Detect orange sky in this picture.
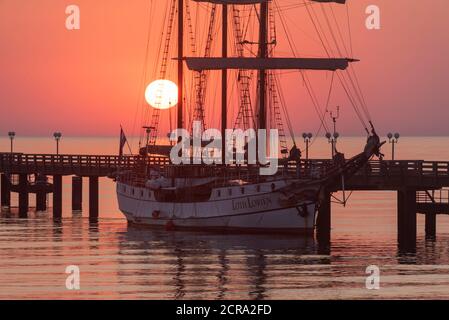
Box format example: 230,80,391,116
0,0,448,138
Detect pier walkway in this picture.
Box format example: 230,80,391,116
1,152,449,251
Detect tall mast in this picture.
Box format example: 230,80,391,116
178,0,184,130
258,2,268,130
222,4,228,164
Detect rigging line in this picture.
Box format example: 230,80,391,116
148,0,177,146
348,65,371,120
343,67,371,121
336,71,369,133
329,4,350,58
275,0,330,133
325,71,335,111
140,0,170,140
328,4,372,121
320,4,343,57
320,4,371,122
139,1,159,142
305,0,333,57
274,73,295,144
346,2,353,58
305,72,335,151
279,22,330,140
305,0,369,130
299,3,337,120
130,0,153,151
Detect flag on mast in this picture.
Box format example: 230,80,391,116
119,126,128,156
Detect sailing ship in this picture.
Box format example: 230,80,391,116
115,0,382,233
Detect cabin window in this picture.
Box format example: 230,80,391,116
141,190,144,198
132,188,135,195
217,190,221,197
256,185,261,192
241,187,245,194
271,183,276,191
228,189,232,196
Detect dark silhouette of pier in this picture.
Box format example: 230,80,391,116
0,153,168,221
1,152,449,251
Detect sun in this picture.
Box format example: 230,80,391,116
145,79,178,110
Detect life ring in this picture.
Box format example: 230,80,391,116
165,220,175,231
152,210,160,219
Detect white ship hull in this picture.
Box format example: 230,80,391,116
116,180,318,234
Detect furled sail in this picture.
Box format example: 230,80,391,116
185,57,357,71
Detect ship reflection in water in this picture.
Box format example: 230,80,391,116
117,226,325,300
2,215,449,300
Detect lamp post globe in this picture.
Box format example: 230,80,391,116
302,133,313,160
53,132,62,155
8,131,16,153
387,132,400,160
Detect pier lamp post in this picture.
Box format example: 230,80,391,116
387,132,400,160
302,132,313,160
53,132,62,155
326,132,339,159
8,132,15,153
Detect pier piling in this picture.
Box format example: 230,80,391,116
316,190,331,247
53,175,62,220
72,176,83,211
18,173,29,217
425,213,437,239
397,188,417,250
89,176,99,222
36,191,47,211
0,173,11,208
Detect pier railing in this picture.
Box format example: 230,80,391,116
0,153,170,176
417,189,449,204
1,152,449,187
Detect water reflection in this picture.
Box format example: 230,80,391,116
117,227,323,299
1,214,449,299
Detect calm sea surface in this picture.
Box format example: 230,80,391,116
1,136,449,299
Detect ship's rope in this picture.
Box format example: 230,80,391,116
304,0,370,134
274,0,331,136
130,0,158,152
323,4,372,124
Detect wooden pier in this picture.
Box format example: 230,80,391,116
1,152,449,251
0,153,168,221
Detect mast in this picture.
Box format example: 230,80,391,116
258,2,268,130
178,0,184,130
222,4,228,164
